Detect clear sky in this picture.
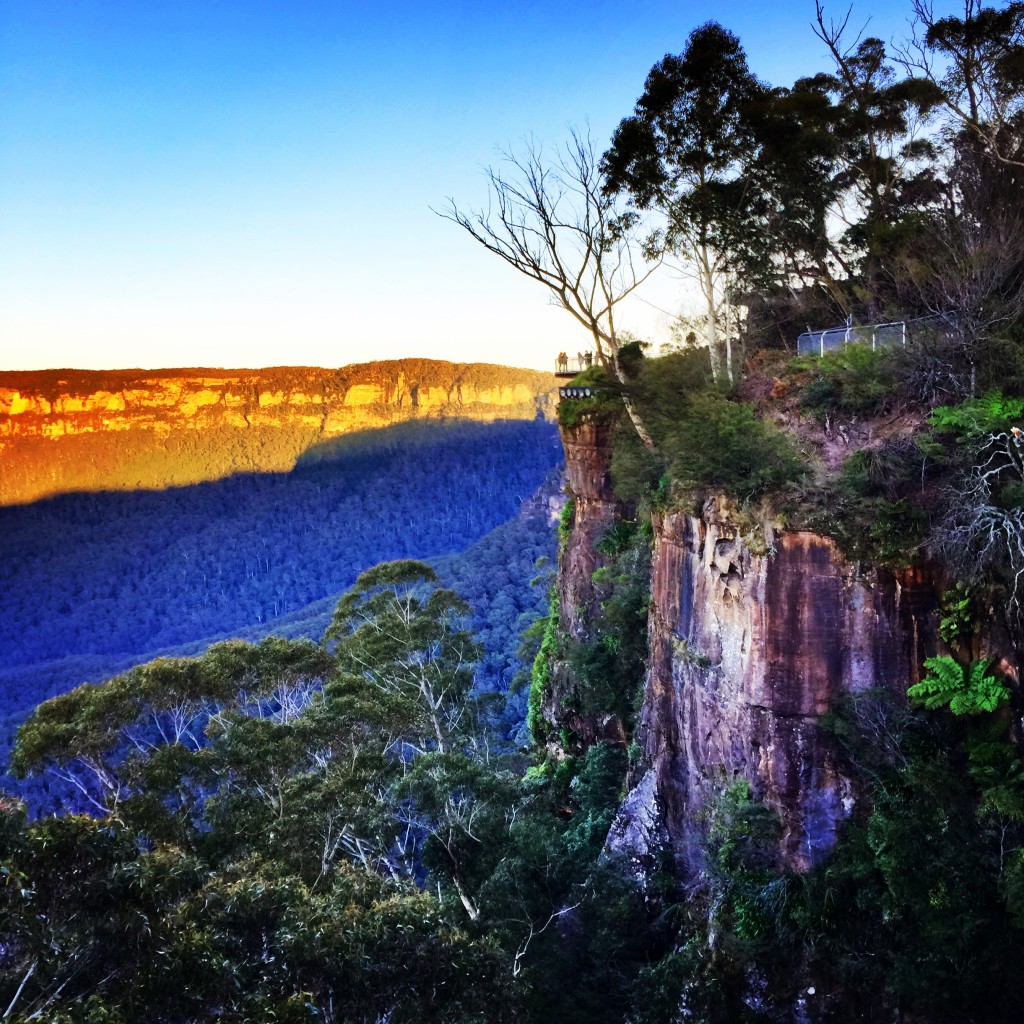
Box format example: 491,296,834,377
0,0,959,372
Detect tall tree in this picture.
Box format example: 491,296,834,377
902,0,1024,167
602,22,764,382
4,563,520,1021
440,131,660,448
811,2,944,310
737,78,850,318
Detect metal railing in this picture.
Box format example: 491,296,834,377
796,320,908,357
554,353,594,374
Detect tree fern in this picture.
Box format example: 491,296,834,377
907,655,1010,715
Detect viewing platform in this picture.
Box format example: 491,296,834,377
553,352,595,378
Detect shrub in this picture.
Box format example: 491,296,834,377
796,343,900,417
839,440,921,499
610,422,666,504
556,366,624,429
665,394,805,500
567,522,650,727
527,592,561,745
558,497,575,553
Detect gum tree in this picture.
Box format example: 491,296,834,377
440,130,660,449
602,22,765,383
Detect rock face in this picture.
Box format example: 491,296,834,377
635,506,939,872
544,420,632,745
558,421,628,641
0,360,557,505
554,420,941,874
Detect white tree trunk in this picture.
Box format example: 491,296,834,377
697,247,724,382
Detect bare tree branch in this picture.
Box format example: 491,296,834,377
439,130,660,448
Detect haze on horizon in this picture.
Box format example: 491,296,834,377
0,0,960,374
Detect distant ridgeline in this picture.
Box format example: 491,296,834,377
0,359,558,505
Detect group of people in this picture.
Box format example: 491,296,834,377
556,350,593,373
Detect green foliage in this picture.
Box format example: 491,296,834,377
325,560,481,750
609,422,665,504
608,350,801,505
928,390,1024,441
607,350,707,504
11,637,333,780
638,691,1024,1022
965,733,1024,825
528,591,560,745
558,496,575,553
796,344,901,417
665,393,804,500
556,367,625,429
907,655,1010,715
3,561,529,1023
561,742,628,860
939,582,975,649
839,439,920,499
707,780,784,942
800,486,928,570
816,698,1024,1020
567,522,650,727
869,497,928,567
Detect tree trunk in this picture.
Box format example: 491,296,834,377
697,245,724,382
607,350,657,451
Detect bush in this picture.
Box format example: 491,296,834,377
665,394,804,500
527,592,560,745
610,421,666,504
839,440,921,499
565,522,650,727
796,343,900,417
800,489,927,570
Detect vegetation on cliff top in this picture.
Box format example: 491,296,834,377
494,2,1024,1020
0,358,557,404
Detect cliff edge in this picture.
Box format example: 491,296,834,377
0,359,557,505
547,417,943,875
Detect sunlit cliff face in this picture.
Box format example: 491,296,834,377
0,360,558,506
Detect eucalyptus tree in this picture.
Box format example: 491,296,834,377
325,559,523,921
809,2,944,309
3,562,517,1022
902,0,1024,168
602,22,765,382
441,130,660,448
883,4,1024,388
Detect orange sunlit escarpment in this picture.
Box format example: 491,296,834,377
0,359,558,506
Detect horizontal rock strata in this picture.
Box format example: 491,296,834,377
0,360,557,505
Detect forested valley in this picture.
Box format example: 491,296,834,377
7,3,1024,1022
0,419,560,807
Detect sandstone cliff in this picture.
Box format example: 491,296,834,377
551,419,943,875
542,420,632,746
0,360,557,505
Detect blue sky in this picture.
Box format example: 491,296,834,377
0,1,958,372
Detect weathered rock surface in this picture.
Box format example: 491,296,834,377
635,505,939,872
0,360,557,505
557,420,628,640
554,419,942,874
543,420,632,744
